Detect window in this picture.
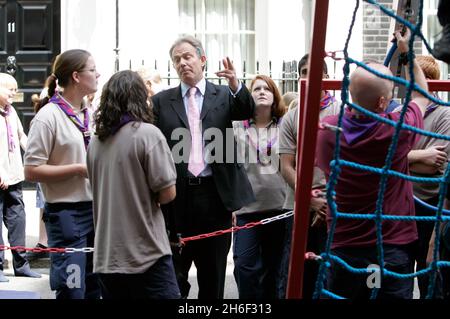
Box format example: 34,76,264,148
178,0,256,81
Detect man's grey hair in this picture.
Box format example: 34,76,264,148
169,35,205,60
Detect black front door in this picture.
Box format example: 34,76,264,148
0,0,61,133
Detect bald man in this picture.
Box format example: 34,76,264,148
315,30,429,299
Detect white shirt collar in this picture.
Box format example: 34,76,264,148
181,78,206,98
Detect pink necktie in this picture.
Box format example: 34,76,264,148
187,87,205,176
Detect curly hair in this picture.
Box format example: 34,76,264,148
94,70,154,141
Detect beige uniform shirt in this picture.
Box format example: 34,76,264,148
87,123,176,273
278,98,341,210
0,106,27,185
24,101,92,203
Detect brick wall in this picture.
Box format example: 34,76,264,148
363,0,422,63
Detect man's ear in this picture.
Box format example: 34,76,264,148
375,96,388,113
201,55,207,67
200,55,207,70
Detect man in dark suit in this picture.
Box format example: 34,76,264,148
152,36,255,299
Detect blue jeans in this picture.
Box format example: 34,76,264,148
44,201,101,299
98,255,181,299
233,211,285,299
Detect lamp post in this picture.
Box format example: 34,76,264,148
114,0,120,72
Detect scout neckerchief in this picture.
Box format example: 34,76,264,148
110,113,136,136
243,118,280,165
49,93,90,149
341,109,379,146
424,103,438,119
424,93,440,119
320,90,336,111
0,104,15,153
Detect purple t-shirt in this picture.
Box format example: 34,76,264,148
316,102,423,248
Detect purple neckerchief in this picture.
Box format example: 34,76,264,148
424,93,440,118
341,110,380,145
243,118,279,163
110,114,136,136
49,94,90,150
424,103,438,118
320,91,336,111
0,105,15,153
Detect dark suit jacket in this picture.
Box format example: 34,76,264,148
152,80,255,222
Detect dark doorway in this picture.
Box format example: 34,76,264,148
1,0,61,190
0,0,61,134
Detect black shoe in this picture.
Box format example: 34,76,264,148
433,24,450,64
25,243,49,261
0,271,9,282
14,269,42,278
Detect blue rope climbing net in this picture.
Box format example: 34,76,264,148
314,0,450,299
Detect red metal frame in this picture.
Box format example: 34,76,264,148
286,0,330,299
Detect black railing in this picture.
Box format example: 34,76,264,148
128,59,300,95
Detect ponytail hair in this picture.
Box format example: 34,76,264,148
37,74,58,112
37,49,91,112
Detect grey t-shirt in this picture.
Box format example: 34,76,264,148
24,102,93,203
278,99,341,210
87,122,176,274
